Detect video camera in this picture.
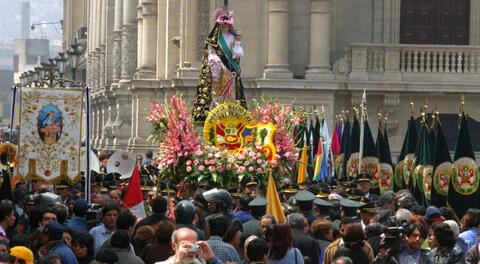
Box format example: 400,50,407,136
383,216,409,253
85,203,103,229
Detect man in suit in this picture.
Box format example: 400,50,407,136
295,190,318,225
242,198,267,241
287,213,321,264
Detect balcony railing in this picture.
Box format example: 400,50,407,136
344,43,480,82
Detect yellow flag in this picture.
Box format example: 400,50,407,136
297,145,308,184
266,170,286,223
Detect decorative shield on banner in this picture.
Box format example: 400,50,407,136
347,152,359,178
17,87,83,183
433,162,452,196
423,165,434,200
335,154,344,177
451,157,479,195
361,156,380,189
403,153,415,185
379,162,393,194
394,162,403,188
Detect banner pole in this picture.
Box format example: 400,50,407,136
9,86,17,143
85,87,91,203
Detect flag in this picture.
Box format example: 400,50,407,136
378,126,394,194
402,116,419,190
319,120,331,181
313,132,323,181
360,120,379,194
430,120,452,207
411,122,433,206
447,113,480,220
331,121,341,157
266,170,286,222
313,117,321,156
297,145,308,184
347,116,360,178
122,164,146,219
338,118,350,178
306,119,315,179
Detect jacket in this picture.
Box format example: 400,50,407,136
111,247,145,264
46,240,79,264
427,246,465,264
466,242,480,264
323,238,374,264
292,229,321,264
374,248,430,264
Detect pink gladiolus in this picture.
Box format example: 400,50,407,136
199,165,205,171
237,154,245,160
226,164,232,170
208,153,214,158
256,168,263,173
193,159,199,165
208,166,215,172
195,150,203,156
186,166,192,172
186,160,192,166
237,166,245,173
257,159,263,165
209,159,216,165
248,166,254,172
249,152,255,158
244,161,250,166
204,160,210,165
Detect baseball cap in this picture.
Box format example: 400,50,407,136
10,246,33,264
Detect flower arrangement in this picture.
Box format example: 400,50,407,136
251,98,300,181
146,95,300,187
146,95,199,182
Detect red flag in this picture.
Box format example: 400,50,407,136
122,163,146,218
331,122,341,156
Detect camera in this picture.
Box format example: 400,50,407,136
383,216,408,253
188,243,201,253
85,203,103,229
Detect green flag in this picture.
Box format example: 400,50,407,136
378,126,394,194
402,116,419,191
411,122,433,206
347,116,360,179
394,122,409,191
430,120,452,208
360,120,379,194
447,113,480,220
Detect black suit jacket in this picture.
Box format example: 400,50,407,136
292,229,321,264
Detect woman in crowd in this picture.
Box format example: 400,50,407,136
132,225,155,255
73,232,95,264
428,222,465,263
140,220,175,264
267,223,303,264
332,222,371,264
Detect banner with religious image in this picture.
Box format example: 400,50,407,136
17,87,83,183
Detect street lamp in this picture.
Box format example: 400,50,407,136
68,40,81,81
55,52,67,78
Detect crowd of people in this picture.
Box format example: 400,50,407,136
0,150,479,264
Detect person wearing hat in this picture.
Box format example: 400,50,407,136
359,202,378,229
44,221,79,264
313,198,333,221
294,190,318,225
66,199,89,234
281,183,299,203
355,174,378,201
232,196,253,224
243,176,260,195
423,206,444,225
339,198,362,219
242,198,268,242
10,246,34,264
56,180,72,202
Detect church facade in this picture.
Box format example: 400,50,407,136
63,0,480,157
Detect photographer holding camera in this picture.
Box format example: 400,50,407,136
375,223,430,264
156,227,220,264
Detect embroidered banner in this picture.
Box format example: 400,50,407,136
18,87,83,183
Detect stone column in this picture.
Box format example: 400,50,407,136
112,94,132,149
137,1,143,69
263,0,292,79
112,0,123,82
305,0,334,79
120,0,138,79
99,0,107,90
471,0,480,45
138,0,157,77
176,0,199,78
